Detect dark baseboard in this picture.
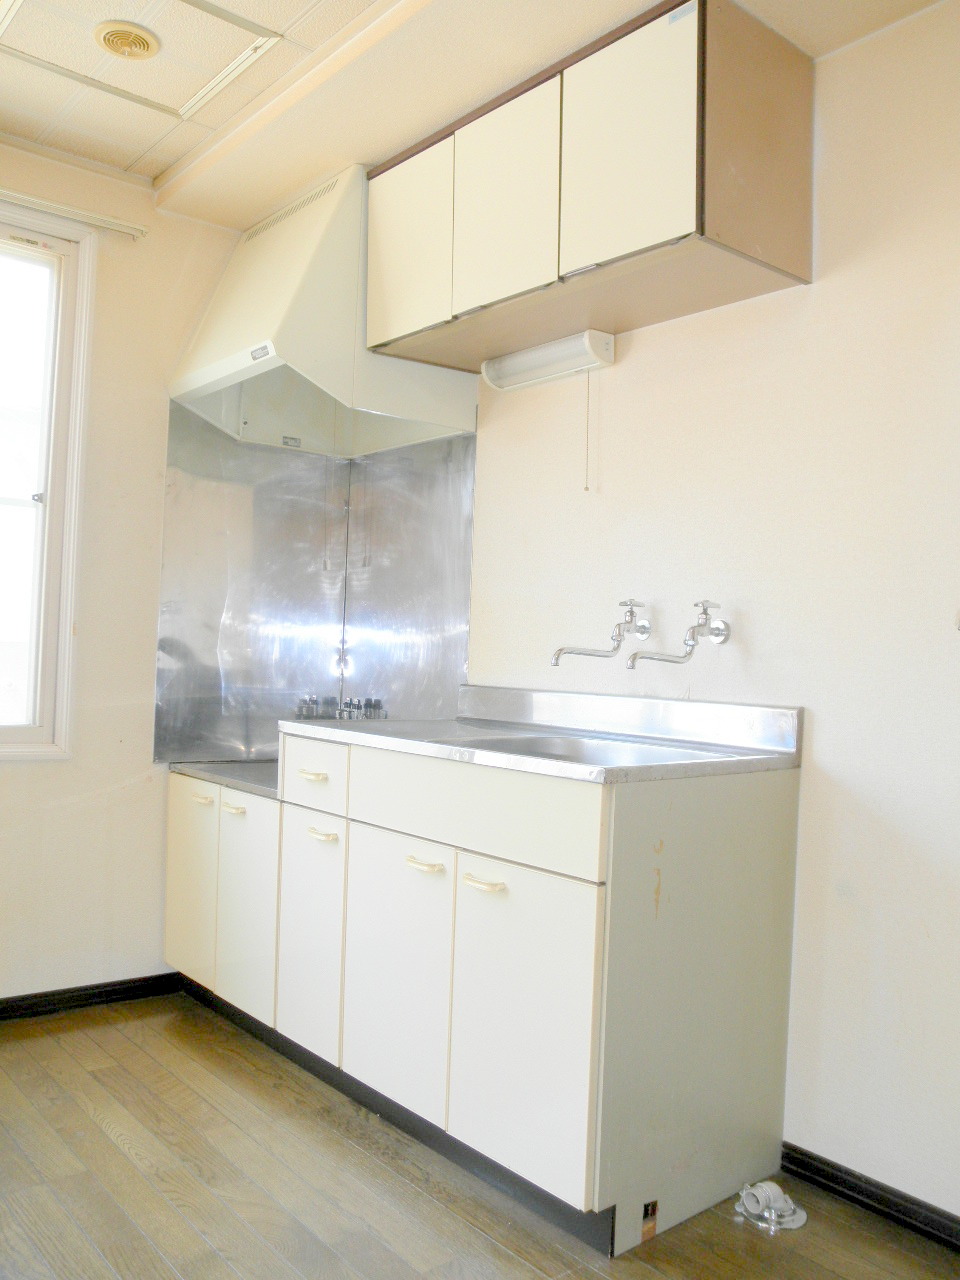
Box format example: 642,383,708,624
181,978,616,1255
782,1141,960,1254
0,972,183,1021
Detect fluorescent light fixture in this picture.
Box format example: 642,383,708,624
480,330,615,391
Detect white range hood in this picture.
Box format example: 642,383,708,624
170,165,477,458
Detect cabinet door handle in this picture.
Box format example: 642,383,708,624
406,855,445,874
222,802,246,815
463,872,506,893
191,793,215,805
308,827,340,843
298,769,329,782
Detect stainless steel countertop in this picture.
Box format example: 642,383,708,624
170,760,279,799
277,715,798,785
171,691,801,790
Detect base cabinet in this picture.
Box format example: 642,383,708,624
165,776,281,1026
447,852,605,1208
168,735,799,1256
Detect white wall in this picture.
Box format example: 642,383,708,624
469,1,960,1214
0,146,237,999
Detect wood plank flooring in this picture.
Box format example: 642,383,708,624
0,996,955,1280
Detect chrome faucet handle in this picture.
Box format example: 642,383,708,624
693,600,730,645
618,599,651,639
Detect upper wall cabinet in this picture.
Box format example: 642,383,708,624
452,77,561,316
559,3,698,276
365,0,813,373
366,137,454,348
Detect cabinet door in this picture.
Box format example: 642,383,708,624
448,852,605,1209
341,823,454,1126
276,804,347,1064
214,788,280,1026
366,138,454,347
559,1,699,276
452,78,560,315
165,774,220,989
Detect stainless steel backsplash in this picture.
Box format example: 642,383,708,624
155,404,474,761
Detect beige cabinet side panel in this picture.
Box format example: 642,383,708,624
276,805,347,1065
348,746,608,881
214,789,281,1027
341,823,455,1126
596,768,800,1252
448,852,605,1209
559,1,699,276
702,0,813,281
366,138,454,346
164,774,220,989
452,77,561,315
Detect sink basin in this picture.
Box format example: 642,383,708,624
435,733,726,768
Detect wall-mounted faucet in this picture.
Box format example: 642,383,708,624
552,599,651,666
626,600,731,668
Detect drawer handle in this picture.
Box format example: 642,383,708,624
298,769,329,782
223,802,246,815
463,872,506,894
191,794,215,805
308,827,340,843
406,855,445,874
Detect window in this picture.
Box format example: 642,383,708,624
0,207,94,758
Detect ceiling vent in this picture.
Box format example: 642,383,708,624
94,21,160,59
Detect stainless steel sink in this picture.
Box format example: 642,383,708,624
434,733,726,768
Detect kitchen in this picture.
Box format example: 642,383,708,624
0,0,958,1274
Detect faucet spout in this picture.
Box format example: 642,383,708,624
626,635,697,669
552,624,624,666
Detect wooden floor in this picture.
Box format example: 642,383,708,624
0,996,956,1280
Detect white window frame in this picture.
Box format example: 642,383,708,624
0,201,96,761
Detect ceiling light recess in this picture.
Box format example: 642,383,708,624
95,20,160,59
481,330,615,391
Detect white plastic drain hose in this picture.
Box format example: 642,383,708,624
735,1180,807,1233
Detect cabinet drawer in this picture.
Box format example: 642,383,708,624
281,734,349,814
348,746,609,881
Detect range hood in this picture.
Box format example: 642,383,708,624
169,165,477,458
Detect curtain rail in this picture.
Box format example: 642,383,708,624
0,189,148,239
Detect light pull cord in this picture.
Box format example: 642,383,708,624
584,370,591,492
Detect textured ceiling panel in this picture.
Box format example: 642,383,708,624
42,84,174,153
2,0,107,75
0,53,81,140
37,123,151,168
190,37,308,127
290,0,380,49
212,0,312,30
128,116,211,175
